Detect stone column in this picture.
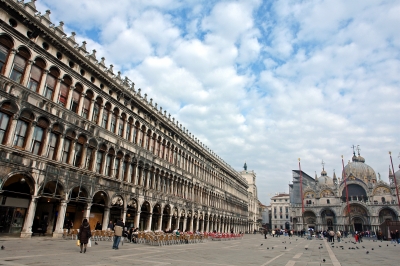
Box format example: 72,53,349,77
24,121,36,151
77,93,85,116
189,217,194,232
175,218,179,230
67,140,76,165
37,69,48,95
22,60,33,86
5,114,19,146
20,196,39,238
40,128,52,157
102,207,110,230
65,87,74,110
134,211,141,228
52,78,62,103
182,217,187,232
121,208,127,223
158,215,162,231
83,203,92,221
167,215,172,231
53,200,68,238
195,219,199,232
3,49,17,78
55,134,65,161
97,105,104,126
147,213,153,231
87,99,95,122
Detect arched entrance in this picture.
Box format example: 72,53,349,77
91,191,108,230
66,186,89,229
186,210,192,232
0,173,34,234
171,207,178,230
139,201,150,231
126,198,137,228
379,208,398,223
162,205,170,231
344,204,370,232
35,180,65,235
321,209,336,231
110,195,124,224
151,204,161,231
304,211,316,230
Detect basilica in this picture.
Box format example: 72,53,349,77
0,0,249,237
289,150,400,233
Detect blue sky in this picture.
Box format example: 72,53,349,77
36,0,400,204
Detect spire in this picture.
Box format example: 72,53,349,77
243,162,247,171
333,171,337,180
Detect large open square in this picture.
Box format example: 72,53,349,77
0,234,397,266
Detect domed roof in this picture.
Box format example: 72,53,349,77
344,152,376,181
319,168,334,185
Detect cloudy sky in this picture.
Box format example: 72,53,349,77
36,0,400,204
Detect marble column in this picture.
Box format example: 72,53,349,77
167,215,172,231
83,203,92,221
134,211,141,229
20,196,39,238
158,215,162,231
189,217,194,232
102,207,110,231
182,217,187,232
53,200,68,238
121,208,127,223
147,213,153,231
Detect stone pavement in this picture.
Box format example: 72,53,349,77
0,234,397,265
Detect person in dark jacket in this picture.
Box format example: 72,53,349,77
78,218,92,253
95,221,102,230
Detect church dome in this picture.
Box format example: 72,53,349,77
344,153,376,181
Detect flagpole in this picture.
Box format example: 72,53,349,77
341,155,351,232
298,158,304,232
389,152,400,208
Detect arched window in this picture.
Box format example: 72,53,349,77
115,151,123,178
92,97,102,124
73,135,86,167
151,133,156,153
96,144,107,174
0,102,17,144
327,199,330,204
126,117,133,140
62,130,76,164
118,113,125,137
30,117,49,155
382,197,386,203
9,47,30,83
133,122,139,144
43,67,60,100
102,103,111,129
47,123,62,160
28,58,46,91
85,139,97,169
105,148,115,177
70,83,83,113
13,110,34,148
82,91,93,119
0,35,13,74
110,108,119,133
145,129,151,150
58,75,72,107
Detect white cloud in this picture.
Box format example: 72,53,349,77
35,0,400,205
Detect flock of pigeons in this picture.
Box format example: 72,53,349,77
259,238,398,263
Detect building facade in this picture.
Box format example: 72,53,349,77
239,163,260,232
289,150,400,233
270,193,290,230
0,0,249,237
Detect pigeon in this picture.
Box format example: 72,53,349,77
272,247,274,249
378,245,381,248
372,248,374,250
366,251,369,254
305,248,308,250
356,246,359,249
1,246,4,250
395,245,396,247
95,242,98,245
387,244,389,247
362,246,365,248
323,259,326,262
285,247,286,249
267,247,269,249
261,244,263,246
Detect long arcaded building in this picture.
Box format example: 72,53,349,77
0,0,249,237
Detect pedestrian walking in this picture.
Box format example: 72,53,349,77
112,218,124,249
78,218,91,254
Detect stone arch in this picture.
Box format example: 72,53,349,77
0,171,35,196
